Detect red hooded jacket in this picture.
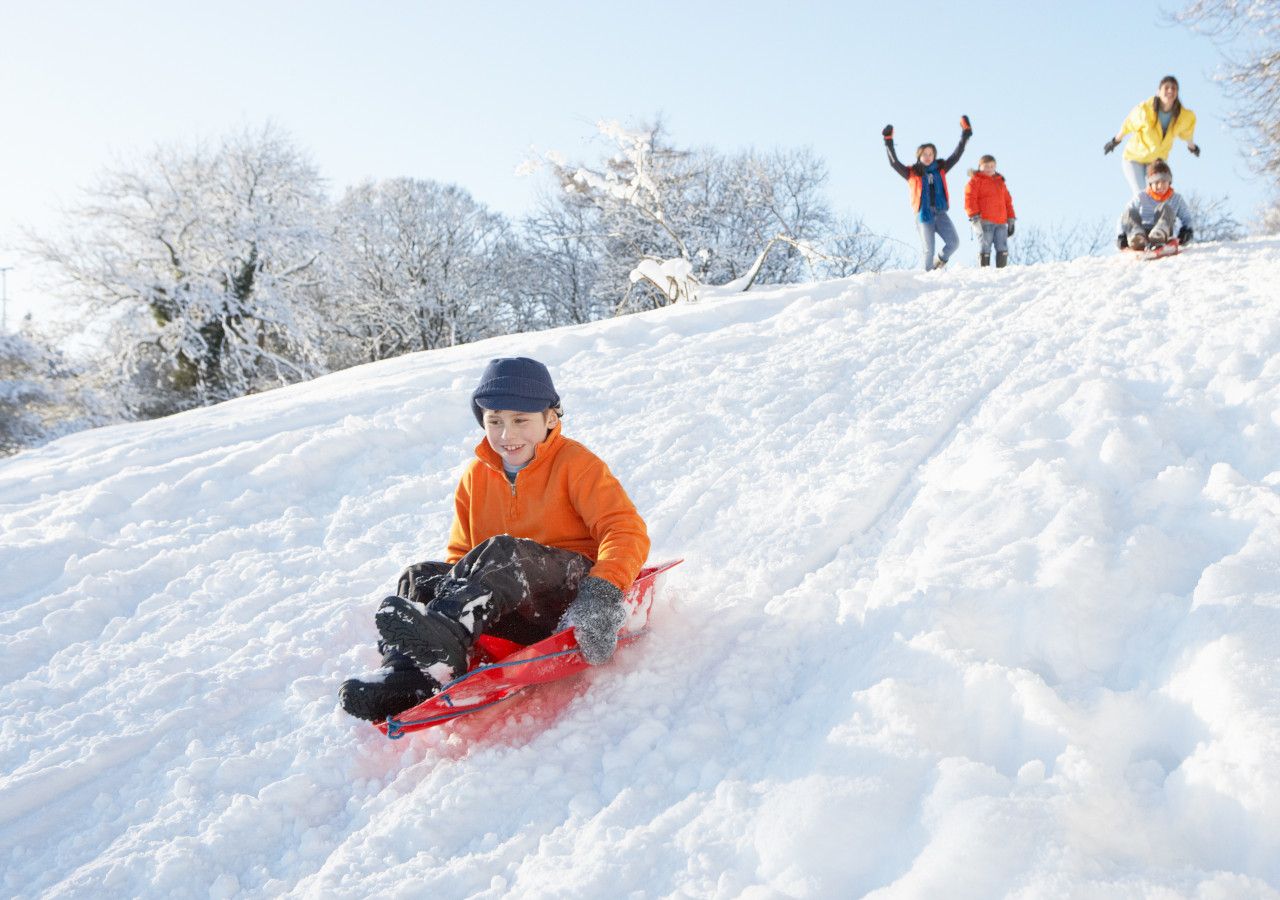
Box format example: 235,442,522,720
963,170,1016,224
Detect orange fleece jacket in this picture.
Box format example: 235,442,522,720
445,422,650,592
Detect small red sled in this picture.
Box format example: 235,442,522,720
376,559,682,739
1127,237,1181,261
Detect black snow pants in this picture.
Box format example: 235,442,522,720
393,534,593,647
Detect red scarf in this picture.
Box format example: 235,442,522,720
1147,186,1173,202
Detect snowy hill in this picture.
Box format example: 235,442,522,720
3,240,1280,899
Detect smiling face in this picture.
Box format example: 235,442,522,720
482,408,557,468
1158,80,1178,110
980,159,997,175
918,146,936,165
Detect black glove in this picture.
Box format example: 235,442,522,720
559,576,626,664
1117,234,1128,250
1104,137,1120,154
1006,219,1016,238
960,114,972,137
882,124,894,141
1178,226,1193,244
1188,144,1201,157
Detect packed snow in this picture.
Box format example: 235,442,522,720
3,239,1280,898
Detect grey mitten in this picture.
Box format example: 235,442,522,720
559,576,626,664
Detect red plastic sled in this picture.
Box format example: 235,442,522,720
1127,237,1181,260
376,559,682,739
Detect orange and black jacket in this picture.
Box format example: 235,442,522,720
446,421,650,592
885,132,970,218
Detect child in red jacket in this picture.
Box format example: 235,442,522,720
963,155,1017,268
339,357,650,722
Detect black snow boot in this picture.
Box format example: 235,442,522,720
979,253,990,267
375,596,472,683
995,251,1009,268
339,650,441,722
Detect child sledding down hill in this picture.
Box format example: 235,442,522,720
338,357,651,722
963,155,1017,268
883,116,973,271
1116,159,1194,252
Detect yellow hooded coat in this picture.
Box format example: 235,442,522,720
1119,98,1197,164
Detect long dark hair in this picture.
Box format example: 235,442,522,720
1154,75,1182,119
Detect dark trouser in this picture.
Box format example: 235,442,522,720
393,535,592,647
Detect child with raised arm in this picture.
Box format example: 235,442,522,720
883,115,973,271
339,357,651,722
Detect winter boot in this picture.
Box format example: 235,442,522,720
979,252,990,267
375,596,472,683
1129,232,1147,251
1147,224,1169,246
933,255,948,270
995,251,1009,268
339,649,441,722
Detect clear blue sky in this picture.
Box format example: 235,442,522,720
0,1,1259,324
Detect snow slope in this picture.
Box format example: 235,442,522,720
3,239,1280,899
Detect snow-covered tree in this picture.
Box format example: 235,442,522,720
535,120,889,311
325,178,517,366
1184,192,1246,241
1012,219,1112,265
517,197,610,325
1176,0,1280,216
28,124,330,418
0,322,101,455
817,215,904,278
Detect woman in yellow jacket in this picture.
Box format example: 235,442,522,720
1104,75,1200,196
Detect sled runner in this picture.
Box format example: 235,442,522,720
376,559,682,739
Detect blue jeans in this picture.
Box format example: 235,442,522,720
1122,158,1147,197
977,220,1009,255
917,211,959,270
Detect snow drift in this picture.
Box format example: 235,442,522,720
3,239,1280,898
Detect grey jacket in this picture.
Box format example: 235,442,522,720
1119,189,1193,231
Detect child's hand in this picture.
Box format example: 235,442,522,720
560,576,626,664
1007,219,1016,237
1104,137,1120,154
960,115,972,136
1188,143,1201,157
882,124,894,141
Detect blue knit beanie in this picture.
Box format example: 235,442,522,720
471,357,561,424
